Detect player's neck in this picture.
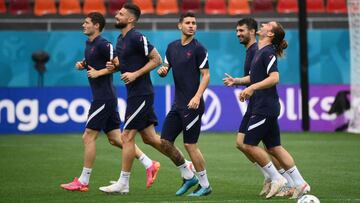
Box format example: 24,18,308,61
246,38,256,49
181,35,194,46
258,38,271,50
121,24,135,37
88,33,100,42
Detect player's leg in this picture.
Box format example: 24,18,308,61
99,129,137,194
243,115,287,198
269,153,295,197
181,110,211,197
61,100,106,192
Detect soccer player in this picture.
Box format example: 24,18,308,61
60,12,159,192
238,21,310,199
223,18,295,197
98,3,195,194
157,12,212,196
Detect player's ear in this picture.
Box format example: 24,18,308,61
177,23,182,30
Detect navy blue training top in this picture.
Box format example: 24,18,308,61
249,44,280,117
115,29,154,98
84,35,116,101
165,39,209,110
243,43,258,116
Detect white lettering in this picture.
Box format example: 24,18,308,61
286,88,297,120
48,99,69,123
320,96,336,120
0,99,15,123
16,99,38,131
309,97,320,120
68,99,90,123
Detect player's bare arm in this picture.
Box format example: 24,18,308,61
87,65,116,79
188,68,210,109
106,57,120,72
121,48,162,84
239,72,279,102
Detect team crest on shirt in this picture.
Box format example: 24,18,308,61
90,47,95,53
186,51,193,58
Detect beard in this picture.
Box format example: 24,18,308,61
239,36,250,45
114,22,127,29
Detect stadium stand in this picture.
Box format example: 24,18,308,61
277,0,298,14
0,0,6,13
83,0,106,15
327,0,347,14
307,0,325,13
252,0,274,13
132,0,154,14
34,0,57,16
204,0,227,15
108,0,126,16
0,0,349,30
156,0,179,15
181,0,202,13
9,0,31,15
228,0,250,15
59,0,81,15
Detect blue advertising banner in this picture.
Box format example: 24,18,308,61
0,85,349,134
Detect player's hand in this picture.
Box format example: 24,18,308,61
121,72,138,84
188,96,200,109
223,73,235,87
75,61,85,70
239,87,254,102
106,58,119,72
157,66,168,77
87,66,100,78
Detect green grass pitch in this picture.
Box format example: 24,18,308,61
0,132,359,202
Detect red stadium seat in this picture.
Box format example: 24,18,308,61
252,0,274,13
228,0,250,15
0,0,6,13
9,0,31,15
277,0,298,13
181,0,202,13
132,0,154,14
205,0,226,15
327,0,347,14
307,0,325,13
156,0,179,15
59,0,81,15
34,0,57,16
83,0,106,15
108,0,127,16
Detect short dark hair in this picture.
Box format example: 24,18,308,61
123,3,141,21
237,18,258,33
86,12,106,32
179,12,196,23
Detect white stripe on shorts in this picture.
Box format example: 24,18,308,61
186,115,199,131
248,118,266,131
86,104,105,125
123,100,146,129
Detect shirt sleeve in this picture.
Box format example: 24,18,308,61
133,34,154,57
196,45,209,69
263,50,277,75
99,41,114,61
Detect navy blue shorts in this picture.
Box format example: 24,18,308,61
123,95,158,131
161,106,203,144
86,99,120,133
243,115,281,149
238,114,251,133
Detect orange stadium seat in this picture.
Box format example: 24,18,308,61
181,0,202,13
277,0,298,13
132,0,154,14
156,0,179,15
228,0,250,15
59,0,81,15
0,0,6,13
327,0,347,14
108,0,126,16
252,0,274,13
205,0,226,15
307,0,325,13
83,0,106,15
34,0,57,16
9,0,31,15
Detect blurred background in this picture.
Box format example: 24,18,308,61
0,0,354,134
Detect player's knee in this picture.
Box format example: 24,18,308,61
82,129,96,143
184,143,197,152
